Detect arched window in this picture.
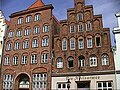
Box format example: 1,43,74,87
42,36,49,47
43,25,49,32
13,55,18,65
78,38,84,49
70,38,75,50
14,41,20,50
78,56,85,67
24,27,30,36
32,39,38,48
4,56,10,65
57,57,63,68
87,36,92,48
41,52,48,63
21,54,27,65
86,21,92,31
68,57,74,68
34,13,40,21
17,17,23,24
77,13,83,21
25,15,32,23
70,25,75,33
78,23,84,32
6,41,12,51
95,34,101,47
89,55,97,67
31,53,37,64
16,29,22,37
62,38,67,51
102,54,109,65
23,40,29,49
34,26,39,34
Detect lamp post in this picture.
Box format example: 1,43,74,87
66,79,71,90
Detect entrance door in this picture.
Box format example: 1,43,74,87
77,81,90,90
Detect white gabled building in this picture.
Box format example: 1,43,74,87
0,10,8,64
113,12,120,89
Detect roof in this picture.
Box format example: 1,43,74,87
28,0,45,9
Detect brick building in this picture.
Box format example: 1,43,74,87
52,0,116,89
0,0,116,90
0,0,59,90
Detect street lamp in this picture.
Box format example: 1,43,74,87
66,79,71,90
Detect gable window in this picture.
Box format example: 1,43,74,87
6,42,12,51
13,56,18,65
34,26,39,34
78,24,83,32
4,56,10,65
68,57,74,68
41,53,48,63
43,25,49,32
96,36,101,47
57,57,63,69
78,39,84,49
70,38,75,50
21,55,27,64
31,54,37,64
34,14,40,21
86,21,92,31
32,39,38,48
89,55,97,67
77,13,83,21
8,31,14,38
87,38,92,48
3,75,13,90
16,30,22,37
18,17,23,24
24,28,30,36
102,54,109,65
14,42,20,50
70,25,75,33
26,16,32,23
62,38,67,51
23,40,29,49
42,38,48,46
78,56,85,67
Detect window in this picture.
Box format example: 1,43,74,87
3,75,13,90
57,58,63,69
23,40,29,49
78,39,84,49
57,83,67,89
41,53,48,63
42,38,48,46
78,24,83,32
34,14,40,21
96,37,101,47
13,56,18,65
68,57,74,68
16,30,22,37
77,13,83,21
70,25,75,33
86,21,92,31
70,38,75,50
17,17,23,24
43,25,49,32
87,38,92,48
90,55,97,67
4,56,10,65
24,28,30,36
21,55,27,64
14,41,20,50
62,38,67,51
8,31,14,38
6,42,12,51
26,16,32,23
78,56,85,67
32,39,38,48
102,54,109,65
97,81,113,90
32,73,47,89
34,26,39,34
31,54,37,64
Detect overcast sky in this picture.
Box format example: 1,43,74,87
1,0,120,46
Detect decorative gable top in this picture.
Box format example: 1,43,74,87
28,0,45,9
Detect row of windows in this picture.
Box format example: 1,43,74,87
8,25,49,38
62,36,101,50
69,21,92,33
4,53,49,65
6,38,49,51
57,54,109,69
17,14,40,24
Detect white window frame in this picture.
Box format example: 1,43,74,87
34,14,40,21
102,54,109,65
17,18,23,24
87,38,92,48
4,56,10,65
70,25,75,33
14,42,20,50
16,30,22,37
26,16,32,23
43,25,49,32
78,39,84,49
41,53,48,63
24,28,30,36
13,56,18,65
34,26,39,34
77,13,83,21
86,21,92,31
21,55,27,64
31,54,37,64
79,59,85,67
90,56,97,67
62,38,67,51
23,40,29,49
57,58,63,69
32,39,38,48
6,43,12,51
78,24,83,32
70,38,75,50
42,38,48,46
8,31,14,38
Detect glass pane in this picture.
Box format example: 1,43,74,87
103,82,107,87
108,82,112,87
58,84,61,88
63,84,66,88
98,83,102,87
